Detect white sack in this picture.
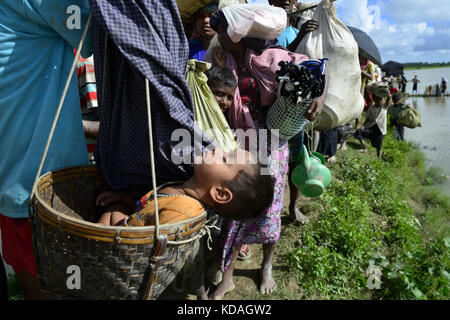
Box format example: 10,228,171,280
222,4,287,43
295,0,363,130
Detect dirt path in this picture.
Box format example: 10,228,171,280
160,189,307,300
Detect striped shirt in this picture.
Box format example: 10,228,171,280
76,54,98,114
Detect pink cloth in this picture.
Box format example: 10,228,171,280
225,52,256,133
245,48,309,106
222,47,309,133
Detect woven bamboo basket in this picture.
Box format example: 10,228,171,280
30,165,207,300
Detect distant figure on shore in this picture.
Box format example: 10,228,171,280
441,77,448,94
400,75,407,93
412,75,420,94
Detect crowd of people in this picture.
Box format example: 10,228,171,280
0,0,422,301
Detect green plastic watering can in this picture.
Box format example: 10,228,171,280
292,145,332,197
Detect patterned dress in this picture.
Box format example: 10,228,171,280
220,68,289,271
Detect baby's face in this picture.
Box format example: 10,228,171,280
210,83,236,113
194,148,256,187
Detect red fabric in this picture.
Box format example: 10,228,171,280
87,143,97,153
0,215,37,277
389,87,399,95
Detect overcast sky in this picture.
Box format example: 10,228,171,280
250,0,450,64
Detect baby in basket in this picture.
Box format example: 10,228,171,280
96,148,275,226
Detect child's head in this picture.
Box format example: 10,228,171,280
392,92,401,104
205,66,237,113
193,148,275,221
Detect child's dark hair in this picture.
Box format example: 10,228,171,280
205,66,237,89
219,163,275,221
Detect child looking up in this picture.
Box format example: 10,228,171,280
354,82,391,158
204,66,237,114
97,148,275,226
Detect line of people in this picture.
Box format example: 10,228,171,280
0,0,412,301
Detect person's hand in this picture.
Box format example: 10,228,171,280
298,20,319,38
306,96,324,121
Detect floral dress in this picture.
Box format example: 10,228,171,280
219,67,289,271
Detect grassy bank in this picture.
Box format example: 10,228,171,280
280,131,449,300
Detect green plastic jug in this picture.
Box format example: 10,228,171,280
292,145,332,197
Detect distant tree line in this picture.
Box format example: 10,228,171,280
403,62,450,69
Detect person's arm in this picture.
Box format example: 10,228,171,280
361,70,374,81
33,0,92,58
306,66,329,121
82,120,100,139
287,20,319,52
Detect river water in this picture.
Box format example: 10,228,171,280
403,67,450,195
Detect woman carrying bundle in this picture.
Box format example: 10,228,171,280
206,6,327,299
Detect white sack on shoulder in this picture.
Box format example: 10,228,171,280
222,4,287,43
295,0,364,130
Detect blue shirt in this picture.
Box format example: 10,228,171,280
277,26,299,48
188,39,207,61
0,0,92,218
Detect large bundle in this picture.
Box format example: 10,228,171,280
398,105,422,129
295,0,363,130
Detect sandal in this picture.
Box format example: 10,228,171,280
237,244,251,261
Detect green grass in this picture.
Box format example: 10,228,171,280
279,130,450,300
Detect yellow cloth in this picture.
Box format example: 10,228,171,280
125,183,205,226
186,59,238,153
361,61,374,91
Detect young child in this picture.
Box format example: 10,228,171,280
354,82,391,158
204,66,237,114
96,148,275,226
388,92,407,141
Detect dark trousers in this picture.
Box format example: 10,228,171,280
392,120,405,141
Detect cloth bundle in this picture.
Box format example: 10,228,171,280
368,82,391,98
221,3,287,43
398,106,422,129
186,59,238,152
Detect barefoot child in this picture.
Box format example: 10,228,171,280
354,82,391,158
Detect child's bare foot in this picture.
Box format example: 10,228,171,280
209,278,235,300
260,264,277,294
289,207,309,224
